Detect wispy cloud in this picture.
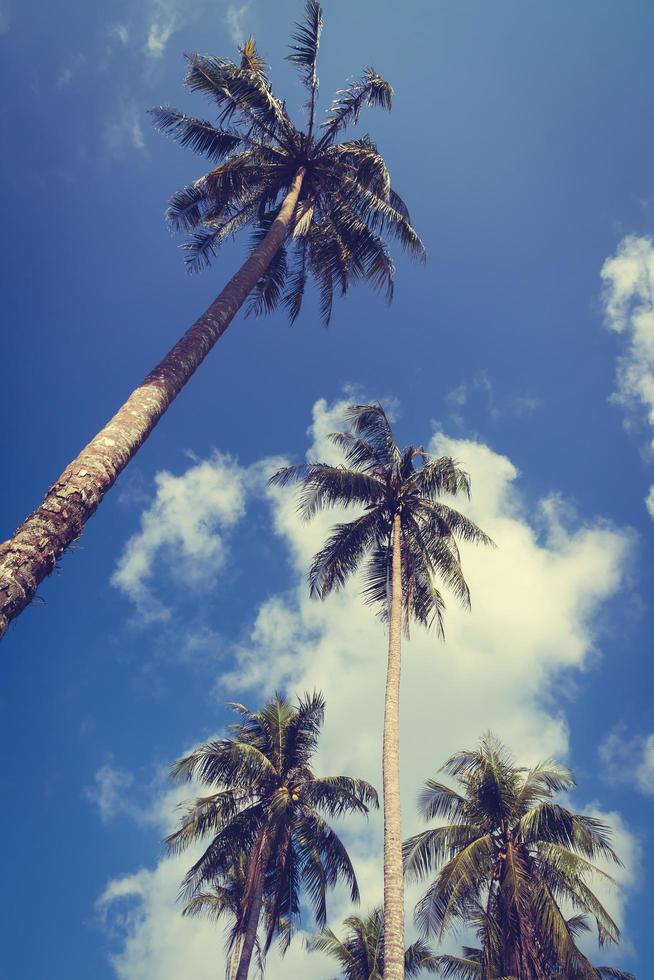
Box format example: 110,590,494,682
85,765,136,824
103,96,146,157
225,3,251,44
441,371,535,431
56,53,87,91
600,726,654,795
601,234,654,517
109,23,130,47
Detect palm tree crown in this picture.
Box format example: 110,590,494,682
404,735,627,980
181,853,290,979
167,692,378,969
435,910,635,980
308,906,440,979
150,0,425,322
270,402,493,633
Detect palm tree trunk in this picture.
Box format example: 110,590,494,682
229,933,242,980
382,511,405,980
0,168,306,641
235,832,270,980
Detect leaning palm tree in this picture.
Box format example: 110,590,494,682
308,906,440,979
167,691,378,980
269,403,493,980
404,735,627,980
0,1,425,641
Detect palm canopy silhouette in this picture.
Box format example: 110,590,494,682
404,735,626,980
152,14,425,318
181,853,291,980
435,911,635,980
0,0,424,641
167,691,378,980
270,403,493,980
270,403,492,632
308,906,440,979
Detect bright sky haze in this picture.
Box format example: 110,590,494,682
1,1,653,977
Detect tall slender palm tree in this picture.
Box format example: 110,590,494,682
0,1,425,641
404,735,626,980
167,691,378,980
269,403,493,980
308,906,440,979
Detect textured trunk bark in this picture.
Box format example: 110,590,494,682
382,511,405,980
229,933,243,980
235,832,269,980
0,169,306,641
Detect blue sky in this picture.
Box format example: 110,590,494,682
1,0,654,977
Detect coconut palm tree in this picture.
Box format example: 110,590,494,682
404,735,626,980
167,691,378,980
269,403,493,980
434,910,635,979
308,906,440,979
181,854,291,980
0,1,425,641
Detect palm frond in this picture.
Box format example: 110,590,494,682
319,68,393,146
287,0,323,133
149,107,243,161
184,54,294,147
310,510,383,599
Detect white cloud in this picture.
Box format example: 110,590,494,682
86,765,136,824
601,234,654,515
110,23,130,46
104,97,146,157
111,453,249,622
599,726,654,795
578,805,642,963
147,20,176,58
225,3,251,44
100,395,638,977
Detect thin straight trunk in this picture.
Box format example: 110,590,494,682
382,511,405,980
229,933,243,980
0,168,305,641
236,831,270,980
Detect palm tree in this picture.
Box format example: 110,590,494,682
269,403,493,980
404,735,627,980
308,906,440,978
167,691,378,980
435,928,635,980
181,854,290,980
0,1,425,641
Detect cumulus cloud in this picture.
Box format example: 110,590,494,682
601,234,654,516
600,726,654,795
112,453,251,622
100,395,638,977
